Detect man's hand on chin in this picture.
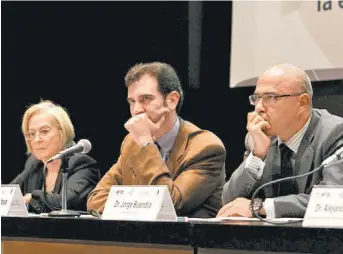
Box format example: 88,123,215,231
124,111,168,147
217,197,253,218
124,113,154,147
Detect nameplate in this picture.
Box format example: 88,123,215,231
102,185,177,221
1,184,28,217
303,185,343,228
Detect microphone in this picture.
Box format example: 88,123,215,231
47,139,92,163
322,146,343,166
250,146,343,223
45,139,92,217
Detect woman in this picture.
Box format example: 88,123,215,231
12,100,100,213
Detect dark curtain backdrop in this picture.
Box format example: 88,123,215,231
2,2,342,183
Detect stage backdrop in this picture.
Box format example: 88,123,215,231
230,0,343,87
2,2,342,184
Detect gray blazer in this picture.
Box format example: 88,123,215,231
222,109,343,217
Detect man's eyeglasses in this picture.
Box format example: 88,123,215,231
249,93,305,106
25,126,59,141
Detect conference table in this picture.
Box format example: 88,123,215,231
2,215,343,254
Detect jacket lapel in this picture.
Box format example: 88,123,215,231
32,166,43,191
53,171,63,193
261,140,282,197
28,160,44,192
53,157,71,193
166,119,189,177
294,110,319,192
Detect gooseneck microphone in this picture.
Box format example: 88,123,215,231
43,139,92,217
251,146,343,224
321,146,343,166
47,139,92,163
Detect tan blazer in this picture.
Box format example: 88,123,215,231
87,119,226,218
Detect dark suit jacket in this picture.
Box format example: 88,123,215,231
15,154,100,213
87,119,226,218
223,109,343,218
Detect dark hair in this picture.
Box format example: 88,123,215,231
125,62,184,113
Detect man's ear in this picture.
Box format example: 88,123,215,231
166,91,180,111
299,93,310,108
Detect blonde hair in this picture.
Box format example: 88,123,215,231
22,100,75,154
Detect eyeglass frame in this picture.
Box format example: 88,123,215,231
24,125,60,141
248,92,306,106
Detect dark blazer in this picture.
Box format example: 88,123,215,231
87,119,226,218
223,109,343,218
14,154,100,213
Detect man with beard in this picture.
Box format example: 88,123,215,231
219,63,343,218
87,62,226,218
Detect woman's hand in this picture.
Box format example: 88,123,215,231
23,193,32,204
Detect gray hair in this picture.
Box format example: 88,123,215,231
301,71,313,97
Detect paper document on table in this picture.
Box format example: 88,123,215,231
185,217,259,222
185,217,303,223
28,213,99,219
269,218,303,222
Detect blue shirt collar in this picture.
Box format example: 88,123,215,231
155,117,180,155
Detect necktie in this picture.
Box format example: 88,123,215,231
279,143,296,196
155,142,167,161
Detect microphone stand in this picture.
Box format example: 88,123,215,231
48,154,81,217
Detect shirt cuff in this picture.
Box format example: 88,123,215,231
245,151,265,179
263,198,276,219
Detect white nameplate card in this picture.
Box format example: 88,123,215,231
1,184,28,217
102,185,177,221
303,185,343,229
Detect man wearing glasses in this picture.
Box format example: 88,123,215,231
218,63,343,218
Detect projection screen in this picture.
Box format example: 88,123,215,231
230,1,343,88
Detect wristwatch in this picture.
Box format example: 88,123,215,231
249,198,263,215
140,141,154,149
